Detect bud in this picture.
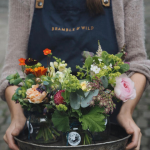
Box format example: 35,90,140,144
54,61,58,68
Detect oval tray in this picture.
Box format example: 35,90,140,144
14,123,131,150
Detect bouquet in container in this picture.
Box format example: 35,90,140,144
6,43,136,146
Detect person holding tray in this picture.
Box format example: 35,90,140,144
0,0,150,150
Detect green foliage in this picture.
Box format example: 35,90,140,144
52,110,70,132
85,56,93,69
115,53,123,58
100,76,108,89
70,92,81,110
70,89,99,109
79,106,106,132
6,72,22,85
119,63,130,73
61,91,70,104
81,89,99,108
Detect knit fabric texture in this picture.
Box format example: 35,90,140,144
0,0,150,101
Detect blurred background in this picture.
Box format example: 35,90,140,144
0,0,150,150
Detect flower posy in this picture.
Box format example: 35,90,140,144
114,74,136,102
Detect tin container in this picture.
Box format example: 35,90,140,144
14,123,131,150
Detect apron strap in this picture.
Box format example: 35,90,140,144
35,0,44,9
102,0,110,7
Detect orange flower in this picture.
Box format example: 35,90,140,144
43,48,51,55
25,67,47,77
26,84,47,104
18,58,26,66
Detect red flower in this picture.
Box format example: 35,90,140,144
18,58,26,66
43,48,51,55
54,90,65,105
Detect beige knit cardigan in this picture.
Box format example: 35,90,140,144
0,0,150,101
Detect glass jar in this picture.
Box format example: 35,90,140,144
25,111,60,144
92,117,110,141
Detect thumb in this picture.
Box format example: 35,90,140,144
11,127,22,137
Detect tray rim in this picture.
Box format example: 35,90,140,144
14,134,131,148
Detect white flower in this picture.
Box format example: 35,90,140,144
58,63,67,72
93,66,101,74
56,71,65,83
54,61,58,68
103,65,107,70
49,62,55,77
90,65,95,71
98,59,102,62
91,65,101,74
109,63,113,68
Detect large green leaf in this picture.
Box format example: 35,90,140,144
52,110,70,132
70,92,81,110
81,89,99,108
79,106,105,132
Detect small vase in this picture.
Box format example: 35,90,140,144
25,111,60,144
63,119,92,146
92,117,110,141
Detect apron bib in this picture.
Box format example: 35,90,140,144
27,0,121,124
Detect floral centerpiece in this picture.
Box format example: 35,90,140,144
6,43,136,145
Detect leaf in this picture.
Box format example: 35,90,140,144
115,53,123,58
52,110,70,132
76,89,85,97
12,93,19,101
9,79,15,84
81,89,99,108
70,92,81,110
120,64,130,73
79,106,106,132
13,78,23,85
43,81,49,85
6,74,15,80
100,76,108,89
84,91,90,97
72,109,82,117
26,74,35,79
85,56,93,69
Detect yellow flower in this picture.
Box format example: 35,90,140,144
81,81,88,91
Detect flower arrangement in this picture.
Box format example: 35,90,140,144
6,43,136,145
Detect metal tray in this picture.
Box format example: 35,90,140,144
14,123,131,150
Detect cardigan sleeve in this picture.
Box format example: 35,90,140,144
124,0,150,88
0,0,30,101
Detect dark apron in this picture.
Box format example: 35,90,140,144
27,0,121,124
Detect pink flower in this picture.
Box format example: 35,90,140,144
54,90,65,105
114,74,136,102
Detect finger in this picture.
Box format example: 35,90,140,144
6,131,19,150
12,127,21,137
3,134,8,144
134,132,142,150
126,128,140,150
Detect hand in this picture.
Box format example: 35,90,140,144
117,113,142,150
3,115,26,150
